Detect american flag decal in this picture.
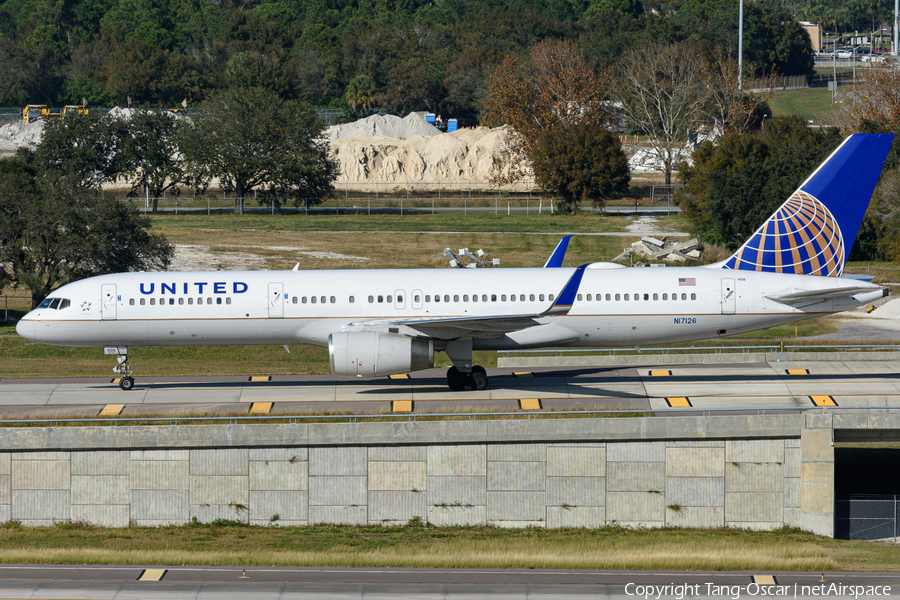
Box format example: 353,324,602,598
678,278,696,286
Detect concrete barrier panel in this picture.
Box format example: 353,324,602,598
309,476,367,506
12,460,69,490
250,490,308,522
785,477,800,508
726,440,785,463
487,444,546,462
190,476,249,506
190,449,249,476
71,504,129,528
308,505,367,525
309,448,367,476
190,503,249,524
250,461,308,491
131,460,188,490
368,462,425,491
0,475,9,505
546,477,605,506
130,450,188,461
546,447,605,477
131,490,189,522
12,490,69,522
249,448,308,462
547,506,605,528
368,447,426,461
666,477,724,507
726,463,784,493
0,454,9,475
666,506,724,528
427,445,486,477
71,476,129,505
607,442,665,462
666,448,725,478
607,491,665,523
368,491,426,523
487,491,545,521
428,505,486,526
607,462,665,492
71,451,129,475
426,476,486,507
785,447,801,479
725,492,784,523
488,462,546,491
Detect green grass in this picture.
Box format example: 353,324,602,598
0,523,890,571
768,87,838,125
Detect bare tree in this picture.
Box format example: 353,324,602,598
616,43,708,184
837,64,900,132
701,48,777,135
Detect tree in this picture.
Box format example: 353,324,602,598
838,66,900,133
678,116,843,248
700,49,774,135
376,65,435,116
33,112,129,188
484,40,615,157
616,43,708,185
181,87,338,214
117,110,190,213
0,150,173,308
343,75,378,116
531,122,630,212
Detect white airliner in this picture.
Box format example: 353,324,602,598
15,134,895,391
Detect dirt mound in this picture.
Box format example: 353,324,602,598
0,121,45,152
327,112,440,141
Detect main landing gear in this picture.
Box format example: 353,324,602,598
447,366,488,391
113,351,134,391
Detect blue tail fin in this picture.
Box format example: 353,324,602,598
722,133,894,277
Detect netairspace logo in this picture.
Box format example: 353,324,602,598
624,583,892,600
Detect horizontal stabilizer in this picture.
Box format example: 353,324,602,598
766,286,888,305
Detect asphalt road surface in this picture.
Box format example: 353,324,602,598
1,360,900,418
0,565,898,599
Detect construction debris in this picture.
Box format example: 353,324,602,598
628,237,702,264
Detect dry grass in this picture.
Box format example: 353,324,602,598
0,524,844,571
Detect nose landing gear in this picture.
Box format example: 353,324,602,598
106,346,134,391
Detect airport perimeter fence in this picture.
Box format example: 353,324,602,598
835,495,900,540
0,107,345,125
1,296,30,322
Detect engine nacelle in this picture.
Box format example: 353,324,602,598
328,332,434,377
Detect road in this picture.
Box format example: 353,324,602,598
2,360,900,418
0,564,897,599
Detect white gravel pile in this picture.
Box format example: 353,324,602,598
0,121,45,152
628,147,694,173
326,113,440,141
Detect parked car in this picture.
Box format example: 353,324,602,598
835,48,853,59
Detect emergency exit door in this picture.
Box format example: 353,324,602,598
721,279,735,315
101,284,117,320
268,282,284,318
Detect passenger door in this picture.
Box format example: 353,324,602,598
721,279,736,315
101,284,117,320
268,282,284,318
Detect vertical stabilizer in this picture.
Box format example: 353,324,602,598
722,133,894,276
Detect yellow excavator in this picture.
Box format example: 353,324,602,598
21,105,49,123
62,105,89,117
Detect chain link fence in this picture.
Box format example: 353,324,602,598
835,495,900,540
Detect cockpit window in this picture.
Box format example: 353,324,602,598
38,298,53,308
48,298,61,309
37,297,71,310
59,299,71,310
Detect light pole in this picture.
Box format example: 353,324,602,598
895,0,899,56
738,0,744,94
762,114,769,130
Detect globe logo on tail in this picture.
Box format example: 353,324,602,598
724,190,845,277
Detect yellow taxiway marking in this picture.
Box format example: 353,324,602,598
388,374,410,380
786,369,810,375
519,398,542,410
751,575,777,585
248,376,271,382
513,372,534,377
650,370,672,376
99,404,124,416
110,378,121,384
809,395,838,407
665,397,692,407
249,402,273,415
138,569,167,581
392,400,413,412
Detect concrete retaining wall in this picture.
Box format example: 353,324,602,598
0,412,850,534
498,352,900,367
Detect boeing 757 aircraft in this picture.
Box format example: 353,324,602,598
15,134,895,391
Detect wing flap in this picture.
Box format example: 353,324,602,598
766,286,887,305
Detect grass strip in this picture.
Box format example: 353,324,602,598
0,524,859,571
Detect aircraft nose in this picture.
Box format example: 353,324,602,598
16,317,35,341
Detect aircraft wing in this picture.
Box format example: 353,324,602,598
347,264,588,339
766,286,888,305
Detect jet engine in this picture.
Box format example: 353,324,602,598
328,332,434,377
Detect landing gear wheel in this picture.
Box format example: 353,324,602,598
468,371,488,391
447,366,468,391
119,377,134,391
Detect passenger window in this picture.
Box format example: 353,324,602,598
413,295,419,302
150,298,156,305
159,298,164,305
387,295,392,303
217,298,222,305
577,294,583,301
672,294,677,301
425,295,431,302
463,295,469,302
368,296,373,303
501,294,507,301
539,294,544,301
529,294,535,301
691,293,697,300
482,295,488,302
330,296,336,303
350,296,355,303
188,298,193,305
614,294,620,301
302,297,308,304
549,294,554,301
320,296,326,304
634,294,639,302
510,294,515,302
378,295,383,303
653,293,658,301
491,294,497,302
520,294,525,301
292,297,298,304
681,293,687,300
169,298,174,305
454,295,459,302
624,294,629,301
140,299,146,306
311,296,317,304
662,293,667,301
444,295,450,302
226,298,232,305
207,298,212,304
129,299,135,306
178,298,184,305
644,294,649,301
472,295,478,302
397,295,403,303
606,294,611,301
586,294,591,301
197,297,202,305
49,298,61,309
